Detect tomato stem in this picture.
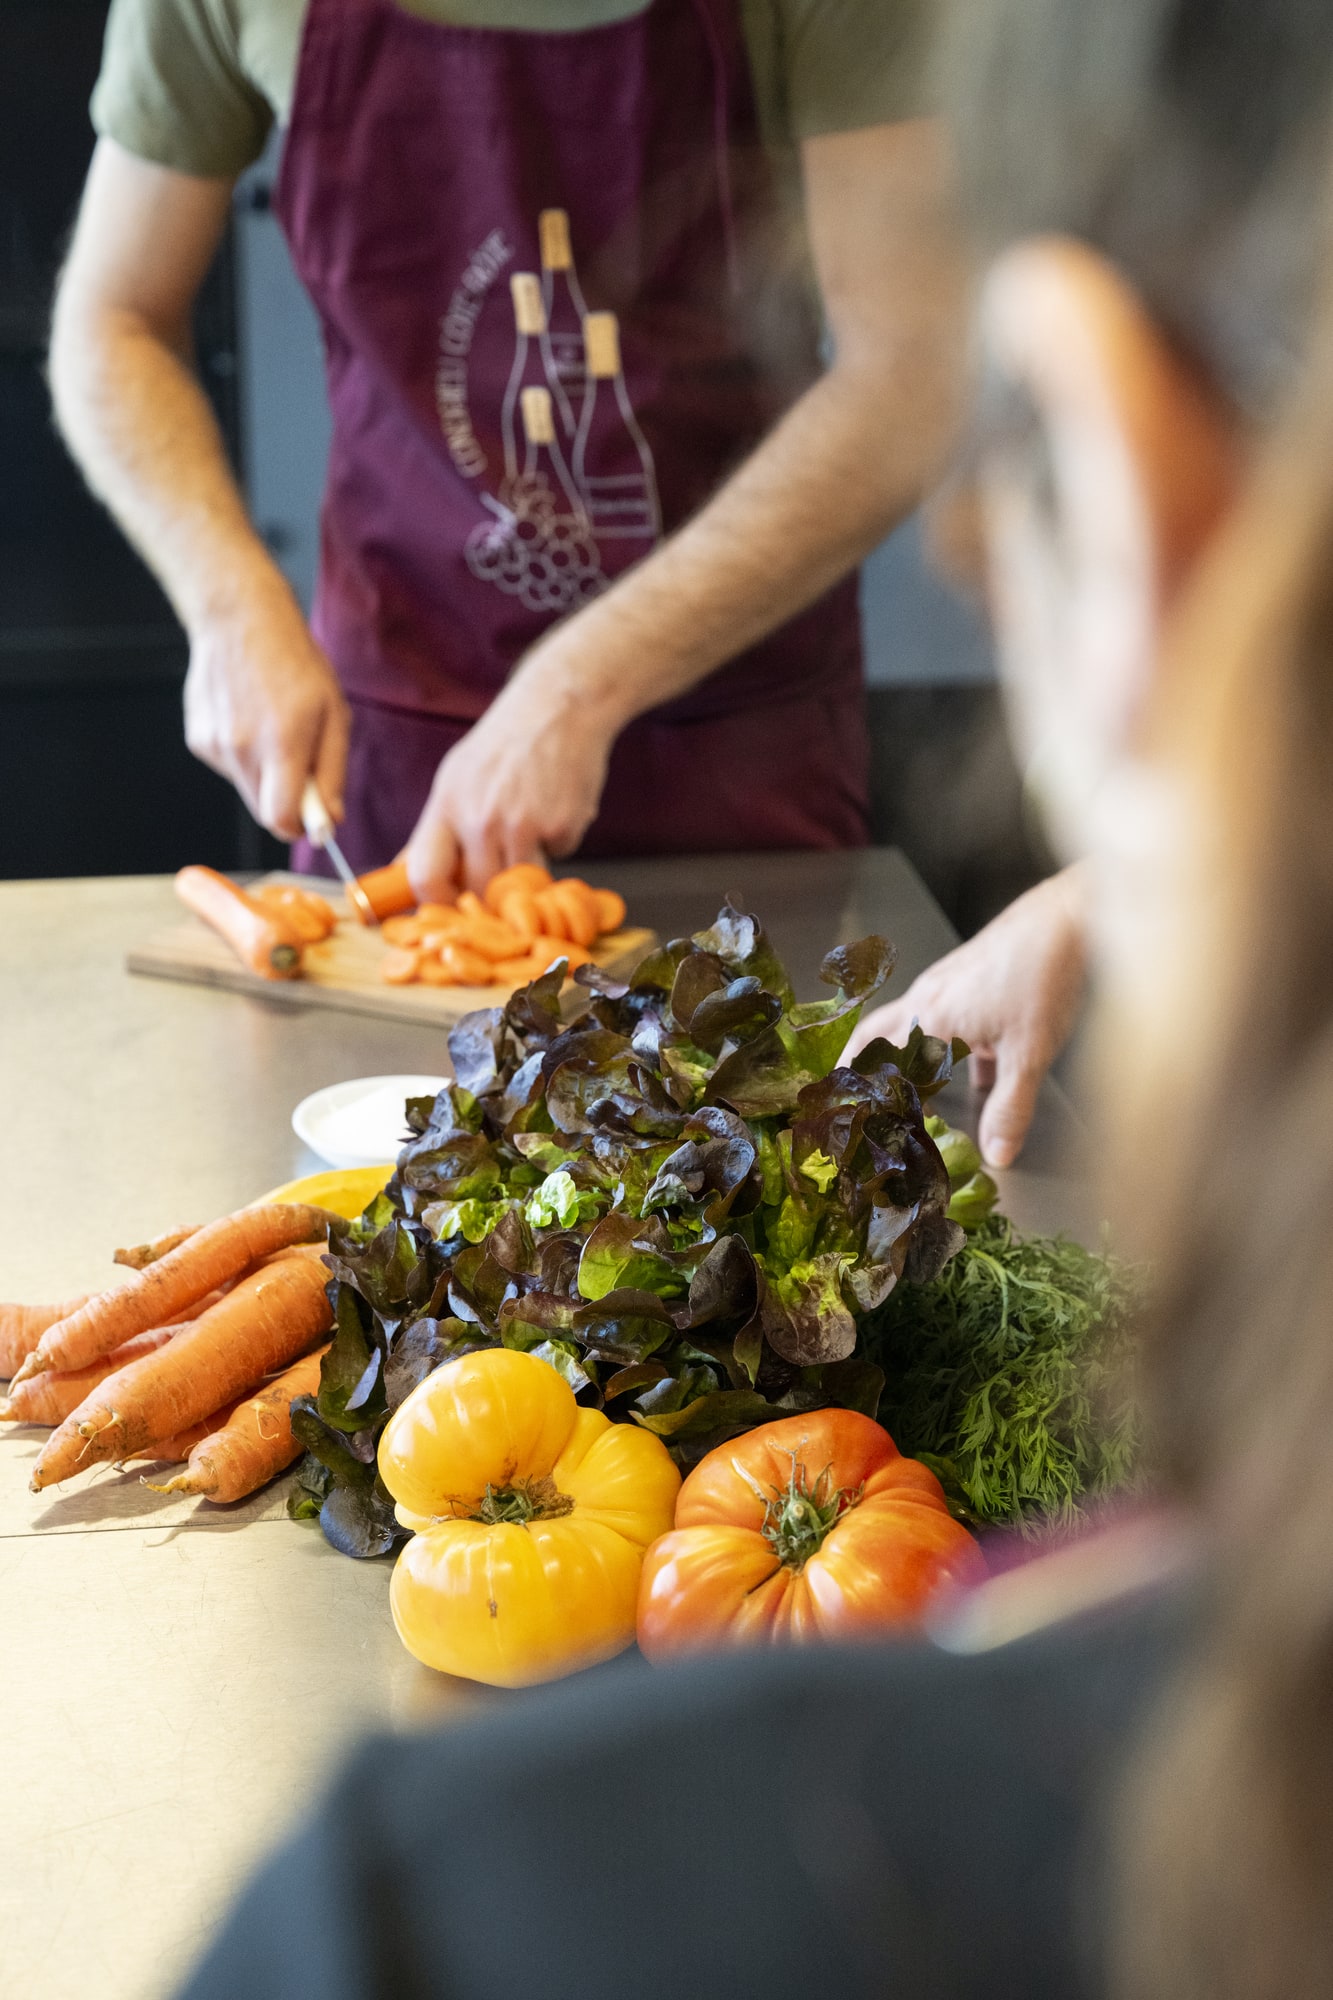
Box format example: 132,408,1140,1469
761,1453,861,1570
472,1476,573,1527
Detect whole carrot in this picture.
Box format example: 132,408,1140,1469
175,866,303,980
30,1254,334,1490
354,857,416,924
145,1347,328,1502
0,1325,176,1427
1,1297,97,1379
128,1398,242,1465
9,1203,330,1388
113,1223,200,1271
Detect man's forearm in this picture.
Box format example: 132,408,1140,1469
527,341,960,735
49,302,293,633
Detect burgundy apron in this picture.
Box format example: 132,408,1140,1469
274,0,868,873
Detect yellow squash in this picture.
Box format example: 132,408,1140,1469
262,1164,394,1219
378,1347,681,1687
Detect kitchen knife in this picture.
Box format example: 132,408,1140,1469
300,779,379,927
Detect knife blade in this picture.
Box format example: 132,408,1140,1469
300,780,379,927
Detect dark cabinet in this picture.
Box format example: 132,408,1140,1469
0,0,279,878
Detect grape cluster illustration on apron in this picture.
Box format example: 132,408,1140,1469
455,210,662,614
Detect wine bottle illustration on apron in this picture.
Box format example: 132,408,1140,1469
538,208,587,429
500,272,556,496
465,221,658,611
467,377,606,612
573,311,662,542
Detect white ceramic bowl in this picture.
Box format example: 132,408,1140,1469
291,1074,447,1170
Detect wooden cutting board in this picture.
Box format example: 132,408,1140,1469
126,874,655,1028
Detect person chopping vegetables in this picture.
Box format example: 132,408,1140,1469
50,0,961,899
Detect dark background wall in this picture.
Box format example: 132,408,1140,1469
0,2,1048,933
0,0,281,878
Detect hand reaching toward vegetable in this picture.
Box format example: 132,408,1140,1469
846,867,1088,1169
183,580,350,841
405,637,622,901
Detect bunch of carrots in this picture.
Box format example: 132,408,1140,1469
0,1203,336,1503
373,861,627,988
174,858,628,993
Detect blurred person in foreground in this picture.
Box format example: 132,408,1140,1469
852,0,1333,1169
173,2,1333,1997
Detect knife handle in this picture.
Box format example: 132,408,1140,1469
300,778,334,848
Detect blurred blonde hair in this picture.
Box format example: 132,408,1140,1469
1105,239,1333,1999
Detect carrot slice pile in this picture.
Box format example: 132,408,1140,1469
373,864,627,990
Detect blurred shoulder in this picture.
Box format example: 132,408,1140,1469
92,0,303,175
747,0,940,144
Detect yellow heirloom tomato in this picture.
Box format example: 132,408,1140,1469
378,1347,681,1687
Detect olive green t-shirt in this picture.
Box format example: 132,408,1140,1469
92,0,934,180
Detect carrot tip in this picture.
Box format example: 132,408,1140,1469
8,1353,39,1389
140,1473,191,1496
0,1399,15,1421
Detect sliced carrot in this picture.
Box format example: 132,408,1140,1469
10,1203,330,1388
453,912,526,961
436,944,492,992
536,883,598,947
419,913,470,945
354,858,416,924
490,953,549,984
483,863,553,911
251,884,338,943
379,946,422,986
144,1348,328,1502
591,887,627,935
556,879,603,946
30,1253,334,1490
455,890,487,919
416,902,459,925
175,866,303,980
497,889,542,944
529,939,592,975
380,914,424,948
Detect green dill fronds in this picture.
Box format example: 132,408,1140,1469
862,1216,1142,1532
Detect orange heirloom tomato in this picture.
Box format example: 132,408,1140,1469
636,1408,984,1659
378,1348,680,1688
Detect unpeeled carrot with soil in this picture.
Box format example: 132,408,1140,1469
0,1285,229,1426
175,866,304,980
128,1398,242,1465
145,1347,328,1502
10,1203,330,1389
0,1325,176,1427
1,1297,97,1379
114,1224,200,1271
30,1254,334,1491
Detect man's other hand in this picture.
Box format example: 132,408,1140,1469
403,643,616,900
845,868,1087,1168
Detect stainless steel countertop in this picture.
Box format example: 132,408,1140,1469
0,853,1090,2000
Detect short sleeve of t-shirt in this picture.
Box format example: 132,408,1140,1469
91,0,275,178
90,0,938,182
763,0,937,139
